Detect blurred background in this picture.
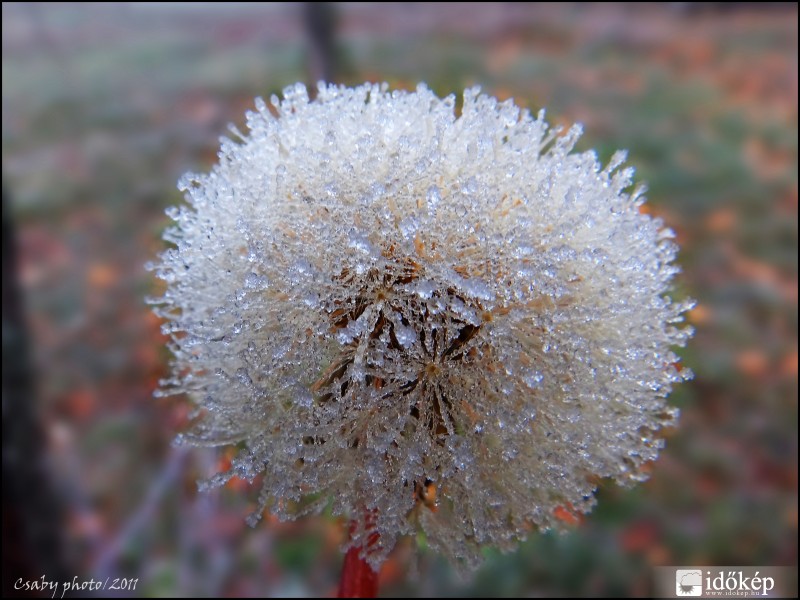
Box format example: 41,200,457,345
2,3,797,597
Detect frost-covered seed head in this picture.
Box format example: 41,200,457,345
150,82,693,570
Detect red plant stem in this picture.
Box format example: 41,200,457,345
337,545,379,598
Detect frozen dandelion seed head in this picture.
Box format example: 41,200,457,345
151,82,693,570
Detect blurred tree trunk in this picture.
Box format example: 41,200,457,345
2,188,69,595
304,2,338,85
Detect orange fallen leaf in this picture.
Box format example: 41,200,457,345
63,389,96,420
687,304,711,325
225,475,249,493
87,263,117,289
780,351,798,378
378,556,403,587
705,208,737,234
735,350,770,378
553,504,581,526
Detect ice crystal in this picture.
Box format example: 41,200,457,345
150,82,693,570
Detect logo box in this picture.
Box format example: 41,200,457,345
654,566,795,598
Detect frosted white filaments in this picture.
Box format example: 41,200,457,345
149,82,693,570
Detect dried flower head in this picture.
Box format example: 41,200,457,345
150,82,693,570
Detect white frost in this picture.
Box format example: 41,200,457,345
151,82,692,570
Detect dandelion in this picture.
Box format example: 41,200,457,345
149,82,693,573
